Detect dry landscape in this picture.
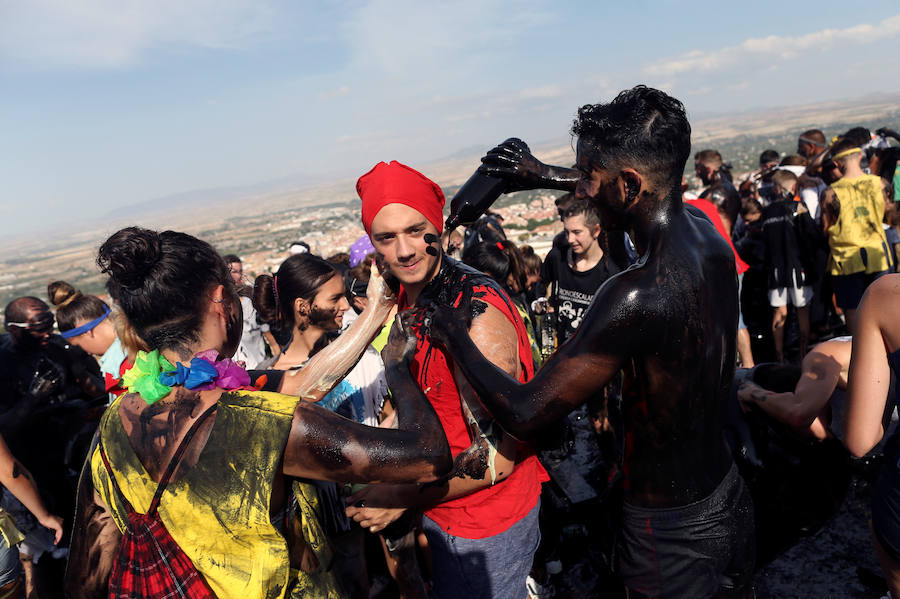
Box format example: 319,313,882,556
2,93,900,308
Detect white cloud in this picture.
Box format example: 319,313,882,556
0,0,279,70
339,0,555,78
644,14,900,76
317,85,351,101
519,85,563,100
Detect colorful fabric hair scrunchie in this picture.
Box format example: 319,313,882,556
120,349,252,404
157,359,218,389
121,350,175,404
191,350,251,390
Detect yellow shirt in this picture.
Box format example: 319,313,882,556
828,174,891,275
92,390,298,599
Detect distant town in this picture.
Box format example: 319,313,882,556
2,94,899,308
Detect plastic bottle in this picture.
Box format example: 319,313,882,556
539,310,557,359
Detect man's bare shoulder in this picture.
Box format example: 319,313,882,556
467,301,520,377
578,261,663,333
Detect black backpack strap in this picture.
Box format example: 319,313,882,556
148,403,218,514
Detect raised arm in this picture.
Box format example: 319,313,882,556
282,312,451,484
845,275,900,457
479,138,579,192
876,127,900,144
428,278,634,439
278,263,395,401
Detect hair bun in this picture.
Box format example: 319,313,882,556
54,289,81,308
97,227,163,291
47,280,79,307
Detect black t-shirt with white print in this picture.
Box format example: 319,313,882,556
541,247,620,344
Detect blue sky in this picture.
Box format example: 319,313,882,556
3,0,900,236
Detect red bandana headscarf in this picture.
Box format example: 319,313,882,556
357,161,445,235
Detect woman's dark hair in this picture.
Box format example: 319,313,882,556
462,240,527,294
47,280,77,307
758,149,780,167
55,290,110,334
253,254,338,327
842,126,871,148
519,245,542,277
97,227,232,352
874,147,900,181
345,257,373,302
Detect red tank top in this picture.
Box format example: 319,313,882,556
399,271,547,539
687,197,750,274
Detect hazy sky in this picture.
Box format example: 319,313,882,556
3,0,900,235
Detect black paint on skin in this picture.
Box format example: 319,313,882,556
410,256,519,482
277,311,452,485
11,461,20,479
294,404,354,474
131,388,207,477
478,138,580,192
424,233,440,256
429,138,740,510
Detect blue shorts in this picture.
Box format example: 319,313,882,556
423,500,540,599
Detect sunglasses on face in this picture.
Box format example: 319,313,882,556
7,314,55,334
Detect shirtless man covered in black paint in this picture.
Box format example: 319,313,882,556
424,86,755,598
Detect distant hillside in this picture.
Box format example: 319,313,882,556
3,92,900,309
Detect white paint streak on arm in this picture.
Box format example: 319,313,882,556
283,264,396,401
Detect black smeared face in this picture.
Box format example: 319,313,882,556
305,274,350,332
574,138,626,230
9,305,54,350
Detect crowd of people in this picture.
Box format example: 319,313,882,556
1,85,900,598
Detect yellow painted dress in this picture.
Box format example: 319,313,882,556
91,390,340,599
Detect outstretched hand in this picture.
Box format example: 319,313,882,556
381,312,421,369
366,260,397,310
420,284,477,349
478,138,549,192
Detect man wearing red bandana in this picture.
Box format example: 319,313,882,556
345,161,547,599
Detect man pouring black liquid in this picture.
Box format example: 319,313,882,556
424,86,755,598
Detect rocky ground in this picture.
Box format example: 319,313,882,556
755,472,887,599
537,464,890,598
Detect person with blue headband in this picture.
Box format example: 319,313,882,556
50,285,128,403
